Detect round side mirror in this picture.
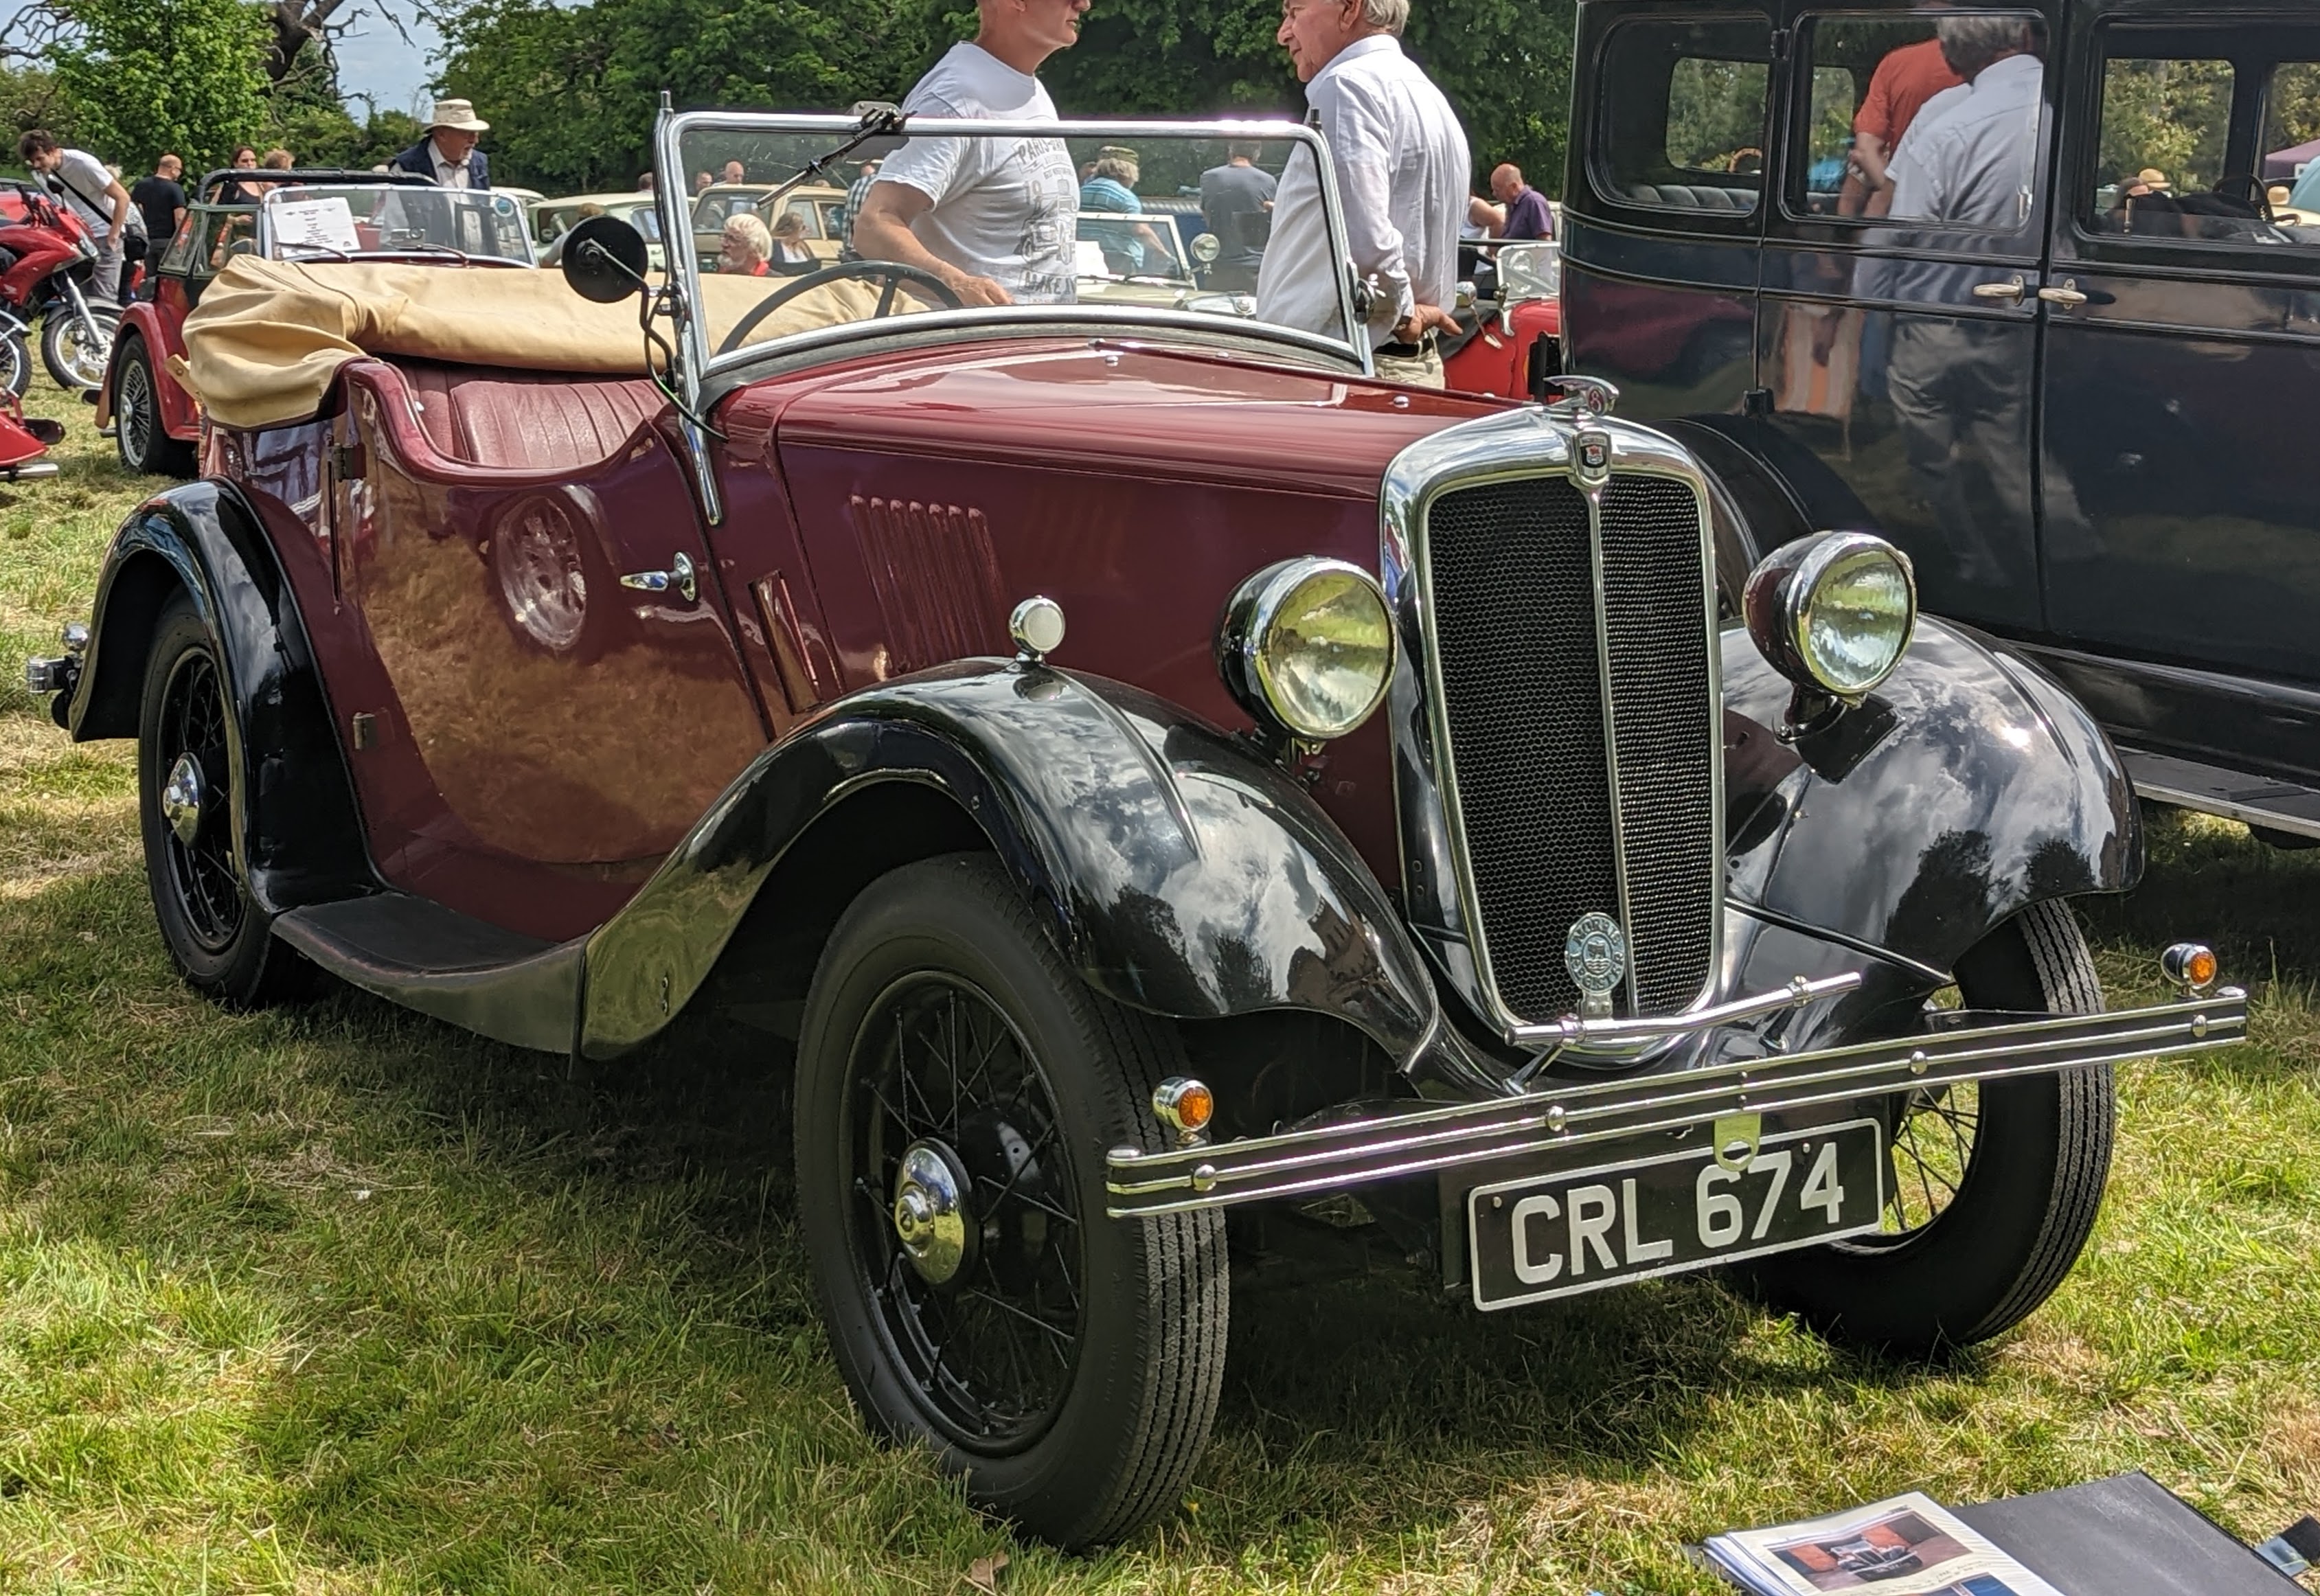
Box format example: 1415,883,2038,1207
1190,231,1221,265
561,215,650,304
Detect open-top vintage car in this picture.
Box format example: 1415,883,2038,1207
95,170,533,479
25,111,2245,1547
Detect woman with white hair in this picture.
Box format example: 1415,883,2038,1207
720,211,773,276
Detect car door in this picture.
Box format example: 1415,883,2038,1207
1562,8,1773,425
2035,14,2320,777
331,362,771,938
1758,3,2061,631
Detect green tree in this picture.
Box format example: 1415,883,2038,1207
437,0,946,192
1040,0,1576,192
48,0,273,170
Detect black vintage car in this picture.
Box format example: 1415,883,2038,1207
1565,0,2320,843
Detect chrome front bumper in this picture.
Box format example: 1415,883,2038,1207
1105,988,2247,1218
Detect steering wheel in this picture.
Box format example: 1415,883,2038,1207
2211,173,2277,224
715,260,964,355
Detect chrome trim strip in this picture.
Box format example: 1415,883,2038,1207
1378,412,1727,1053
1578,457,1638,1013
1513,971,1857,1053
1104,988,2249,1216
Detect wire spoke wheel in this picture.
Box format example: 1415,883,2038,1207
117,348,153,461
1883,1079,1979,1233
797,854,1226,1547
157,648,242,950
848,973,1082,1450
43,306,115,391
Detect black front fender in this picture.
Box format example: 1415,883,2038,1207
68,480,368,915
1722,617,2140,978
582,661,1447,1071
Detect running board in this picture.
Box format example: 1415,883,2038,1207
271,894,582,1053
2121,747,2320,841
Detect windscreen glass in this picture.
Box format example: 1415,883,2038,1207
260,185,536,265
666,119,1356,364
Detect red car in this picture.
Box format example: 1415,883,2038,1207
27,113,2242,1547
1443,238,1563,400
95,170,525,477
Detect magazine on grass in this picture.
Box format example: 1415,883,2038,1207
1703,1492,2069,1596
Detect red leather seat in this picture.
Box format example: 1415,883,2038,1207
392,361,666,472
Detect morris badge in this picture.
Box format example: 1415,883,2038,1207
1565,912,1626,1019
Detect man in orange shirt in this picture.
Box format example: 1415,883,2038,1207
1839,36,1965,217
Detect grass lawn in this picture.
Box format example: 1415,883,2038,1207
1,375,2315,1593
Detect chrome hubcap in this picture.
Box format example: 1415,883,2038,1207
161,752,204,846
891,1141,972,1286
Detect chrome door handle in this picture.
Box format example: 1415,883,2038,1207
2038,280,2090,308
619,550,697,603
1972,276,2028,304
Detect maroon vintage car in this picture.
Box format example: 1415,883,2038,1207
95,171,531,477
25,111,2244,1547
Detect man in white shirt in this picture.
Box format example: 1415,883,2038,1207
17,130,139,303
852,0,1089,307
1255,0,1470,386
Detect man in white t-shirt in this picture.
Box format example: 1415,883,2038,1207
17,129,141,304
851,0,1089,306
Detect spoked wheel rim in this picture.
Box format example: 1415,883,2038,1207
54,313,114,389
156,648,242,950
117,347,154,463
845,972,1084,1452
1883,1080,1979,1235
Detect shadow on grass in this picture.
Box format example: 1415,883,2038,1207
0,861,2029,1584
2085,805,2320,988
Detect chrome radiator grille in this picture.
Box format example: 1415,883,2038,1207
1422,471,1719,1023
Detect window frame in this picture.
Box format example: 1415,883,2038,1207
1584,9,1777,229
2064,16,2320,272
1776,8,2058,239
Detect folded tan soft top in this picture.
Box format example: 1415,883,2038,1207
179,257,884,429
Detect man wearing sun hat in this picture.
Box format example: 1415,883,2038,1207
389,98,492,190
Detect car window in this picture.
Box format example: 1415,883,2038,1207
161,209,219,275
1790,12,2048,235
2089,55,2240,238
2264,62,2320,214
1594,16,1773,217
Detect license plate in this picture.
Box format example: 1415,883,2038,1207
1466,1119,1886,1312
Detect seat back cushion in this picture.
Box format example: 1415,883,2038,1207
394,361,666,472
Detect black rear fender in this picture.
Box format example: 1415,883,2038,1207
67,480,369,913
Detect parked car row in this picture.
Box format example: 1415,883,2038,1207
24,107,2247,1549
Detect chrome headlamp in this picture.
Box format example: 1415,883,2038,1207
1216,558,1395,743
1744,532,1917,702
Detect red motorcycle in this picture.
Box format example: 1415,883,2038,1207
0,181,123,394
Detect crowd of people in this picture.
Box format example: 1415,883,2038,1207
15,0,1560,387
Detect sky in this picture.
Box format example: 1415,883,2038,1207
330,7,443,121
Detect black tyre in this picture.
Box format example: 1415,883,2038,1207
1747,899,2113,1354
795,854,1227,1549
138,593,300,1007
113,333,195,478
41,301,115,392
0,330,28,399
